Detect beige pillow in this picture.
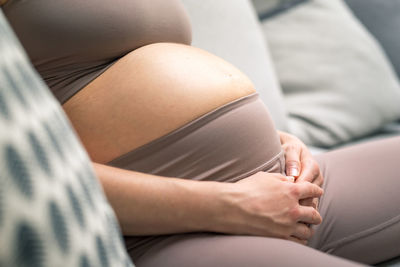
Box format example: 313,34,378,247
261,0,400,147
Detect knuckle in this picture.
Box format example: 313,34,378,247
289,184,300,198
284,143,296,150
310,183,318,194
318,186,324,196
312,209,322,224
286,159,299,167
311,209,317,221
284,144,300,154
289,207,300,221
310,183,321,196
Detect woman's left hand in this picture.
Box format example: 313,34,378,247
278,131,323,186
278,131,324,209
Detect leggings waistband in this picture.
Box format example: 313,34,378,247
113,93,285,259
108,93,284,182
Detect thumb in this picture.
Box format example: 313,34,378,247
285,149,301,177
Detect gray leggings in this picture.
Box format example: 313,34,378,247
133,137,400,267
110,95,400,266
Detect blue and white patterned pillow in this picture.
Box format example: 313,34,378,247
0,10,134,267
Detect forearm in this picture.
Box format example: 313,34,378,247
93,163,227,235
92,162,323,242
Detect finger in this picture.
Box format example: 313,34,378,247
297,157,321,184
292,223,314,241
299,197,316,209
313,173,324,188
300,197,319,210
298,206,322,225
285,146,301,177
312,198,320,210
298,169,323,187
296,182,324,199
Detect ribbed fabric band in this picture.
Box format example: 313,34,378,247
109,93,284,183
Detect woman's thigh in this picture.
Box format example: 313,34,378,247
133,137,400,267
135,234,362,267
310,136,400,264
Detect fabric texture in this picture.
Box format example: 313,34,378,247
108,94,283,183
260,0,400,147
2,0,191,103
0,10,134,267
129,134,400,267
252,0,282,14
181,0,288,131
110,93,284,259
252,0,309,20
344,0,400,79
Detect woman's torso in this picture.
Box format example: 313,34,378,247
3,0,192,103
3,0,260,164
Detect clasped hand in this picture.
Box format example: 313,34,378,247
221,131,323,245
278,131,324,209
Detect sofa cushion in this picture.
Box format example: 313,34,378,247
181,0,288,131
252,0,309,20
260,0,400,147
344,0,400,79
0,11,134,267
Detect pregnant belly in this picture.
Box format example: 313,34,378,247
63,43,256,163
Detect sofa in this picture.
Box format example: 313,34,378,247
1,0,399,266
181,0,400,154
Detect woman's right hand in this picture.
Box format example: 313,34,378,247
213,172,323,244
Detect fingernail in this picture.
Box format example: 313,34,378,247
288,168,299,177
286,176,295,182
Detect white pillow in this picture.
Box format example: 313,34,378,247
261,0,400,147
181,0,288,131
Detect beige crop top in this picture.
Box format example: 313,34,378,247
3,0,192,103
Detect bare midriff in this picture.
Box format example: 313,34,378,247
63,43,256,163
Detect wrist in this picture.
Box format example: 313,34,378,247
179,179,232,232
175,179,242,233
198,182,245,234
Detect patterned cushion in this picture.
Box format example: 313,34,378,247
0,10,134,267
